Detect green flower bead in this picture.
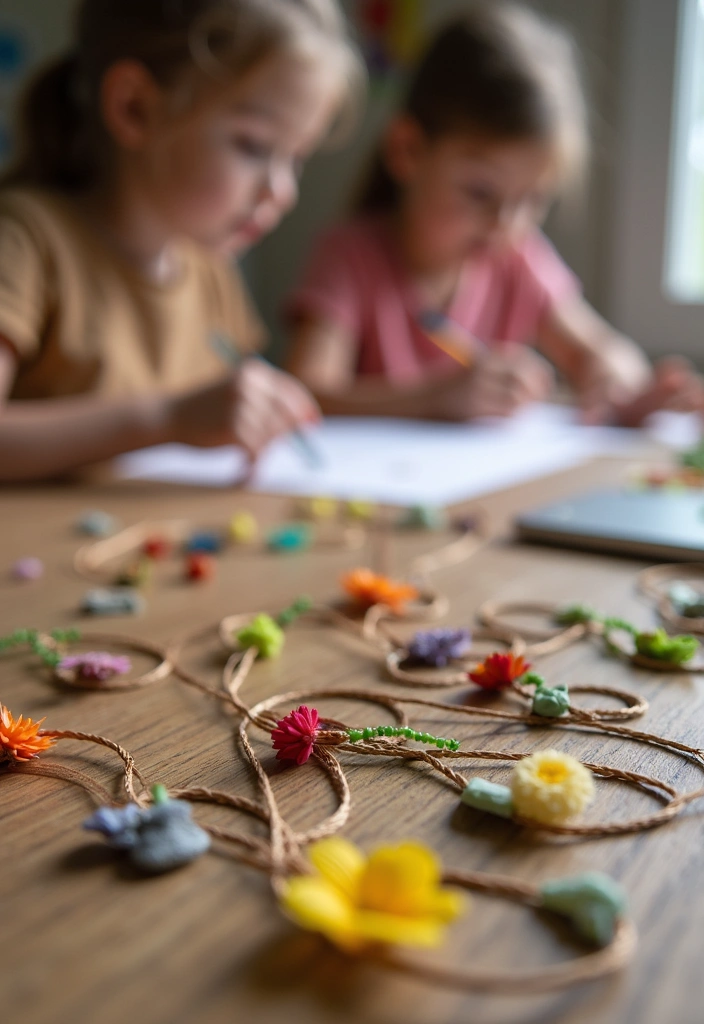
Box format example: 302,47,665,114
554,604,599,626
532,685,570,718
540,872,627,947
634,628,698,665
236,614,285,659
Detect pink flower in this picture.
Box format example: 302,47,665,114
58,652,132,681
271,706,320,765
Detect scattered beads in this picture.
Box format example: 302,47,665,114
185,531,222,554
77,510,117,537
347,725,460,751
267,524,313,553
143,536,172,560
0,628,80,668
82,588,145,616
229,511,259,544
185,553,215,582
11,557,44,582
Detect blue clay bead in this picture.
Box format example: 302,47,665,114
81,588,145,616
267,524,313,553
532,686,571,718
461,778,514,819
77,510,117,537
540,872,627,947
185,532,222,554
128,801,211,873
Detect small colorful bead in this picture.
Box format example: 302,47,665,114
540,873,627,947
58,652,132,681
267,524,313,553
237,614,285,659
115,559,151,588
229,512,259,544
185,554,215,582
185,531,222,554
345,500,375,521
400,505,448,531
407,628,471,667
77,510,117,537
81,589,145,616
143,536,172,560
461,778,514,819
12,557,44,582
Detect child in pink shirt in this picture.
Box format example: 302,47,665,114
287,2,703,424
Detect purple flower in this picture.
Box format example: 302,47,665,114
407,629,472,668
84,804,144,849
58,652,132,681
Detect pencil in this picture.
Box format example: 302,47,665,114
418,310,482,369
211,333,325,469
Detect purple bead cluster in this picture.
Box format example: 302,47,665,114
58,652,132,681
407,628,472,668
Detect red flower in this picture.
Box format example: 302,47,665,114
468,653,531,691
272,706,320,765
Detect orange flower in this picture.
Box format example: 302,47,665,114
468,653,531,691
0,703,55,764
342,568,419,613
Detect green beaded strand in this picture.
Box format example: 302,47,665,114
347,725,460,752
0,627,81,668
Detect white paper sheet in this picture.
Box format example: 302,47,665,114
115,404,701,506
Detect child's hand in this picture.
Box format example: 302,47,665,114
169,359,320,458
433,343,554,421
613,357,704,427
575,344,652,424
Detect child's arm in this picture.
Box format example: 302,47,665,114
287,316,552,420
537,295,704,424
0,341,317,482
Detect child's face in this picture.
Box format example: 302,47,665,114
135,53,343,255
392,125,558,268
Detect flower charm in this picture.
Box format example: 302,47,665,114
84,786,210,873
272,706,320,765
634,628,698,665
0,703,55,764
57,652,132,682
237,614,285,659
468,652,531,690
511,749,595,825
341,568,419,613
407,628,472,667
281,838,464,950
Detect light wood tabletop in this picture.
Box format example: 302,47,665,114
2,454,703,1024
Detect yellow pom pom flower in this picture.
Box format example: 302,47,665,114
281,837,464,951
511,749,595,825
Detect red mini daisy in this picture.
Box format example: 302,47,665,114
271,706,320,765
468,653,531,691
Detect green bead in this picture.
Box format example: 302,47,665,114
376,726,385,736
348,730,363,742
421,733,432,743
151,784,169,806
413,731,423,741
403,727,414,738
634,628,698,665
447,739,460,752
461,778,514,819
532,686,571,718
384,726,395,736
540,873,627,947
236,614,285,660
435,738,446,749
362,728,374,740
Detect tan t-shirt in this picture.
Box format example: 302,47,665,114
0,188,263,401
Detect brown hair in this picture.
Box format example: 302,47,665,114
3,0,363,193
358,0,588,214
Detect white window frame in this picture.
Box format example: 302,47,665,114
607,0,704,361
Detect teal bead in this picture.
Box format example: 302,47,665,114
532,686,571,718
461,778,514,819
540,873,627,947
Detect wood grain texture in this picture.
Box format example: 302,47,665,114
1,456,702,1024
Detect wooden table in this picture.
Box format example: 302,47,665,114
2,456,702,1024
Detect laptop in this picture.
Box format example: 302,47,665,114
515,487,704,560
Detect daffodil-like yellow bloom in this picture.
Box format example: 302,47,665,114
281,837,464,951
511,749,595,825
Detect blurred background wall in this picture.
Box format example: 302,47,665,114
0,1,698,363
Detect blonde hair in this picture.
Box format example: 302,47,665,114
4,0,363,192
359,0,588,213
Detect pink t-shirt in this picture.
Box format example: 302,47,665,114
287,217,579,384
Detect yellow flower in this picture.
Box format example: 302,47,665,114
281,837,464,951
511,749,595,825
